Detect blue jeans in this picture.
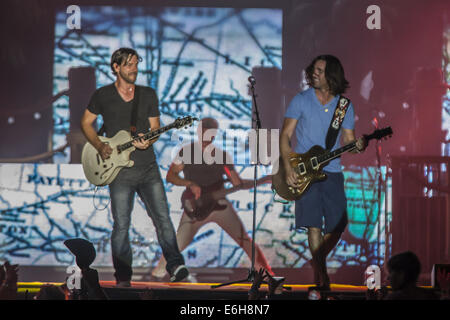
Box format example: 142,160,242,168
108,162,184,282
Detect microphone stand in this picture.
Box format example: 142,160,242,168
373,117,382,267
211,77,261,289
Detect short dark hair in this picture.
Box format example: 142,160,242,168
200,117,219,129
110,47,142,76
388,251,421,285
305,55,349,95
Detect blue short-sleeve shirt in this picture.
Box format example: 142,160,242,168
284,88,355,172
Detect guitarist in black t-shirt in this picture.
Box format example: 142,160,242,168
151,117,273,281
80,48,188,286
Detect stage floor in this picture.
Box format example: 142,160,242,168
17,280,371,300
14,266,436,300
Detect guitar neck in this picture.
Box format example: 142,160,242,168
213,176,271,199
118,123,177,152
316,127,392,165
317,141,358,165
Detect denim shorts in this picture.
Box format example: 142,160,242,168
294,171,348,234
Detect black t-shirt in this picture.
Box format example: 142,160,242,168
176,143,235,188
87,83,160,166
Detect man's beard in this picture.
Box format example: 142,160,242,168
312,79,330,91
120,70,137,84
311,77,322,89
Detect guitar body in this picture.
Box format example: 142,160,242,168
81,116,198,186
81,130,135,186
272,146,329,201
181,176,272,221
181,182,228,221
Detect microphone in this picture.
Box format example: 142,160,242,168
248,76,256,86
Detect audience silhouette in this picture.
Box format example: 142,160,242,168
384,251,439,300
2,244,449,301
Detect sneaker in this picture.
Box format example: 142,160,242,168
116,280,131,288
185,274,198,283
148,274,166,282
150,268,167,280
169,265,189,282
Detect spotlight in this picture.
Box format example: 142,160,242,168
7,116,15,124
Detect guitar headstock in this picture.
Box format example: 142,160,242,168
174,116,199,129
365,126,393,142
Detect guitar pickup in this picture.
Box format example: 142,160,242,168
310,157,318,169
298,162,306,175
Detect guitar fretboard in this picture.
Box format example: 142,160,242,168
118,123,177,152
317,141,358,164
316,127,392,165
212,177,271,200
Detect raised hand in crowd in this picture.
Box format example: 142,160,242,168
248,268,267,300
0,261,19,300
437,268,450,300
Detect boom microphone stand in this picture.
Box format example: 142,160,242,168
211,75,261,289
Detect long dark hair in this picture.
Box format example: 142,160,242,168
110,47,142,76
305,55,349,95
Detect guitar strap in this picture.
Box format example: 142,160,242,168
325,95,350,150
97,125,106,136
129,85,140,138
97,85,140,137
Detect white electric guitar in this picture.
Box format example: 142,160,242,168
81,116,197,186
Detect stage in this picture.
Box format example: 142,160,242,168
13,265,440,300
17,280,372,300
12,266,373,300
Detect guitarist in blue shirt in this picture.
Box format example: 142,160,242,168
279,55,367,290
80,48,188,286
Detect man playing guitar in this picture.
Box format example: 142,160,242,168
80,48,188,286
151,117,273,280
280,55,367,290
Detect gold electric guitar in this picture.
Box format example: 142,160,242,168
81,116,197,186
272,126,393,201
